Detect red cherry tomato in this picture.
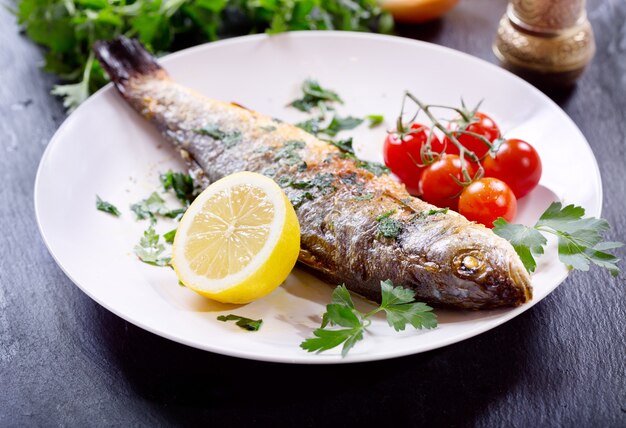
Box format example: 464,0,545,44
459,178,517,227
419,154,476,211
483,138,542,199
383,123,444,195
444,112,500,160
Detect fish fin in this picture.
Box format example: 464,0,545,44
93,37,166,95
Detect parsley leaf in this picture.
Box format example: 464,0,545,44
289,79,343,112
134,226,171,267
492,219,546,273
217,314,263,332
367,114,384,128
493,202,623,276
301,281,436,357
160,170,198,205
296,117,323,135
163,228,177,244
96,195,120,217
328,137,354,154
302,328,364,357
324,115,364,137
130,192,185,223
379,280,437,331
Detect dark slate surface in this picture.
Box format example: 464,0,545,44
1,0,625,426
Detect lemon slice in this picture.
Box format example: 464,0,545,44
172,171,300,303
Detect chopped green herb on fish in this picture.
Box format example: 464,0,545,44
376,210,402,239
290,191,314,209
274,140,306,165
355,160,390,176
194,125,242,148
328,137,354,154
353,193,375,201
296,117,323,135
413,208,450,220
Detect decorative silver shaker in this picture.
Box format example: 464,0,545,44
493,0,595,83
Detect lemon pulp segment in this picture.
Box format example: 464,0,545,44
185,185,273,279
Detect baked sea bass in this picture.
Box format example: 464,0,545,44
94,37,532,309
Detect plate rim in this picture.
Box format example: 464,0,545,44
34,31,603,364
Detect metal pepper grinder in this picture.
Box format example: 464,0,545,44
493,0,595,84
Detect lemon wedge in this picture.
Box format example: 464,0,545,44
172,171,300,303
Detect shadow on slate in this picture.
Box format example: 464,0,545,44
89,296,538,426
395,20,445,43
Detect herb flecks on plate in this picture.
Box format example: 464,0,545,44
134,225,171,267
367,114,384,128
301,281,436,357
217,314,263,332
96,195,120,216
493,202,623,276
160,170,199,205
130,192,185,223
289,79,343,113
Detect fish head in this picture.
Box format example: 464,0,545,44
427,224,533,308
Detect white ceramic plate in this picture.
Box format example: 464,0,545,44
35,32,602,364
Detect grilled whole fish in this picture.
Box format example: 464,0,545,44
94,37,532,309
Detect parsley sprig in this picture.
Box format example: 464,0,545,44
301,281,437,357
134,225,171,267
493,202,623,276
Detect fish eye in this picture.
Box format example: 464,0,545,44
453,251,486,277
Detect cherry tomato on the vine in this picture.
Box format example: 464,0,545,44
444,112,500,160
483,138,542,199
418,154,476,211
458,178,517,227
383,123,444,195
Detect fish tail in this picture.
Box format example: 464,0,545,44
93,37,166,94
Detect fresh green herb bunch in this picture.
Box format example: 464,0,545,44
15,0,393,112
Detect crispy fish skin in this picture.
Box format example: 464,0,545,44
94,37,532,309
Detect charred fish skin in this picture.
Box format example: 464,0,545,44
94,37,532,309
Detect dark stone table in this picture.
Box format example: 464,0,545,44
1,0,625,425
